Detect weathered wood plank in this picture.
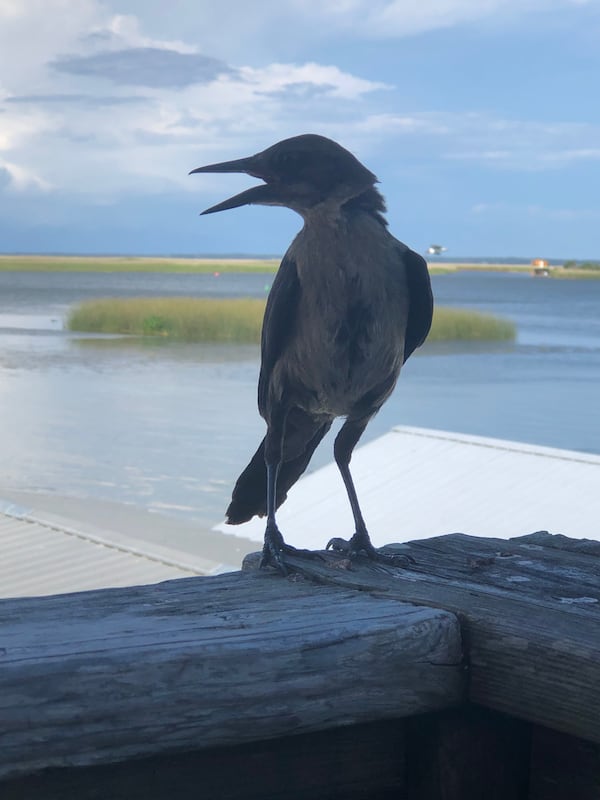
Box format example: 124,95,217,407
404,706,531,800
529,725,600,800
0,719,407,800
0,569,463,780
244,532,600,744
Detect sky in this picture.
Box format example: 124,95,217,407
1,0,600,258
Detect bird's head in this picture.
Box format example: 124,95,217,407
190,134,379,217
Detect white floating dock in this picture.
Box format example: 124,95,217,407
216,426,600,548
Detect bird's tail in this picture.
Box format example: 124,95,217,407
226,421,331,524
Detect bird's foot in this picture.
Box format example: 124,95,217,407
261,524,328,575
260,522,290,575
326,533,415,568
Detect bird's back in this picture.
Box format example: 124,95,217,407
262,209,414,421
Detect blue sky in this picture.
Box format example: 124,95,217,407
1,0,599,258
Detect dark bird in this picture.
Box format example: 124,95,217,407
191,134,433,573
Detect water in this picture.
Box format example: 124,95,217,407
0,270,599,529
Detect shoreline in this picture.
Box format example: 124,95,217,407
0,255,281,273
2,254,598,278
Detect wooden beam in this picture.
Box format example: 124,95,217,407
529,725,600,800
0,569,463,780
0,719,407,800
245,532,600,744
404,705,531,800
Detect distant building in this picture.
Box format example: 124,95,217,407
531,258,550,277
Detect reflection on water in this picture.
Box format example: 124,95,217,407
73,335,260,363
0,270,599,529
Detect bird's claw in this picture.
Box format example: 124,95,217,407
373,550,416,567
326,535,414,567
326,537,352,554
260,540,288,575
260,521,289,575
326,532,376,559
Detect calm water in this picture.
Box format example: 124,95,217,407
0,270,599,528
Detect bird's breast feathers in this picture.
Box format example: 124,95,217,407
264,213,413,416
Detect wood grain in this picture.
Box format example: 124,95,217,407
244,532,600,744
0,569,463,780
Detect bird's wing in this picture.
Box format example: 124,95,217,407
402,247,434,362
258,252,301,416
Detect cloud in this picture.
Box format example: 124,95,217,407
365,0,542,36
0,71,386,201
1,0,596,212
5,93,148,106
0,158,51,191
353,112,600,171
442,117,600,170
242,62,390,100
51,47,236,88
80,13,199,55
472,202,600,221
186,0,585,46
0,1,392,201
354,112,452,136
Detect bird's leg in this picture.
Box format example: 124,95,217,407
260,461,288,573
260,411,293,574
327,418,412,567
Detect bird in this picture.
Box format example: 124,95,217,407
190,134,433,573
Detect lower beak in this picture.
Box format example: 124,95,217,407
190,155,278,214
199,183,280,215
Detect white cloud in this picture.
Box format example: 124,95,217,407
0,158,51,191
143,0,587,51
443,119,600,170
240,62,390,99
0,0,25,18
332,111,600,172
287,0,580,37
1,0,598,205
94,13,197,54
0,0,392,197
353,112,451,136
472,202,600,221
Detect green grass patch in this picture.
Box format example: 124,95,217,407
550,268,600,280
0,255,279,273
68,298,265,342
68,298,515,343
412,262,539,276
429,307,515,341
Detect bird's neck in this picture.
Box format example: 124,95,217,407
301,186,388,229
343,186,388,226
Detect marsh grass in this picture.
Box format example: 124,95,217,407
68,298,516,343
550,269,600,280
68,298,265,342
0,255,279,273
430,307,515,341
0,255,539,275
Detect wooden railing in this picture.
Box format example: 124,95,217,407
1,531,599,799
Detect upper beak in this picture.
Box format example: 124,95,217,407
190,154,278,215
189,156,255,176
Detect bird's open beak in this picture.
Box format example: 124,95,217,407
190,156,278,215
